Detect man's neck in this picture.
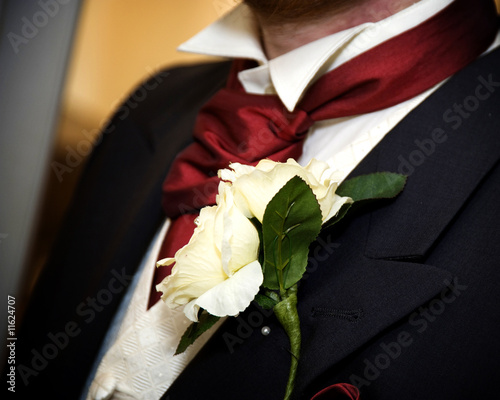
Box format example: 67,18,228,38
253,0,420,59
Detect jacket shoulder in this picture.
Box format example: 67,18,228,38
112,60,233,127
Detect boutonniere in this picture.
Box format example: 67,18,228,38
156,158,406,399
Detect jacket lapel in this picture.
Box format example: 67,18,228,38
164,48,500,399
298,45,500,394
364,68,500,260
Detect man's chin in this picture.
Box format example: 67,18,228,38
243,0,356,23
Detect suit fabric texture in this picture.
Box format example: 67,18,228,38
15,46,500,399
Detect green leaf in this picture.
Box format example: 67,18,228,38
254,291,280,310
250,217,264,266
175,311,220,355
322,202,352,229
337,172,407,202
261,176,322,291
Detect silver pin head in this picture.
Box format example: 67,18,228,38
261,326,271,336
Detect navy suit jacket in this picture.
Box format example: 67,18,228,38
14,46,500,399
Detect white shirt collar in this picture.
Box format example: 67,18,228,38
179,0,454,112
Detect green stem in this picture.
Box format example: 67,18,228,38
274,288,301,400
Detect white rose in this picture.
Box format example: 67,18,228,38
219,158,352,223
156,182,263,322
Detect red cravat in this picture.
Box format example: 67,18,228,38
148,0,498,307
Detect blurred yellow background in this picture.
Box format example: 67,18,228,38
63,0,239,135
27,0,500,299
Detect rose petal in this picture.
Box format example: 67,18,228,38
183,299,201,322
322,194,353,223
223,158,347,224
193,260,263,318
156,206,227,308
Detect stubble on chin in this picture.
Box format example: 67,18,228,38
243,0,360,24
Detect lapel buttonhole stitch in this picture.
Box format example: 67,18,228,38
311,308,364,322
